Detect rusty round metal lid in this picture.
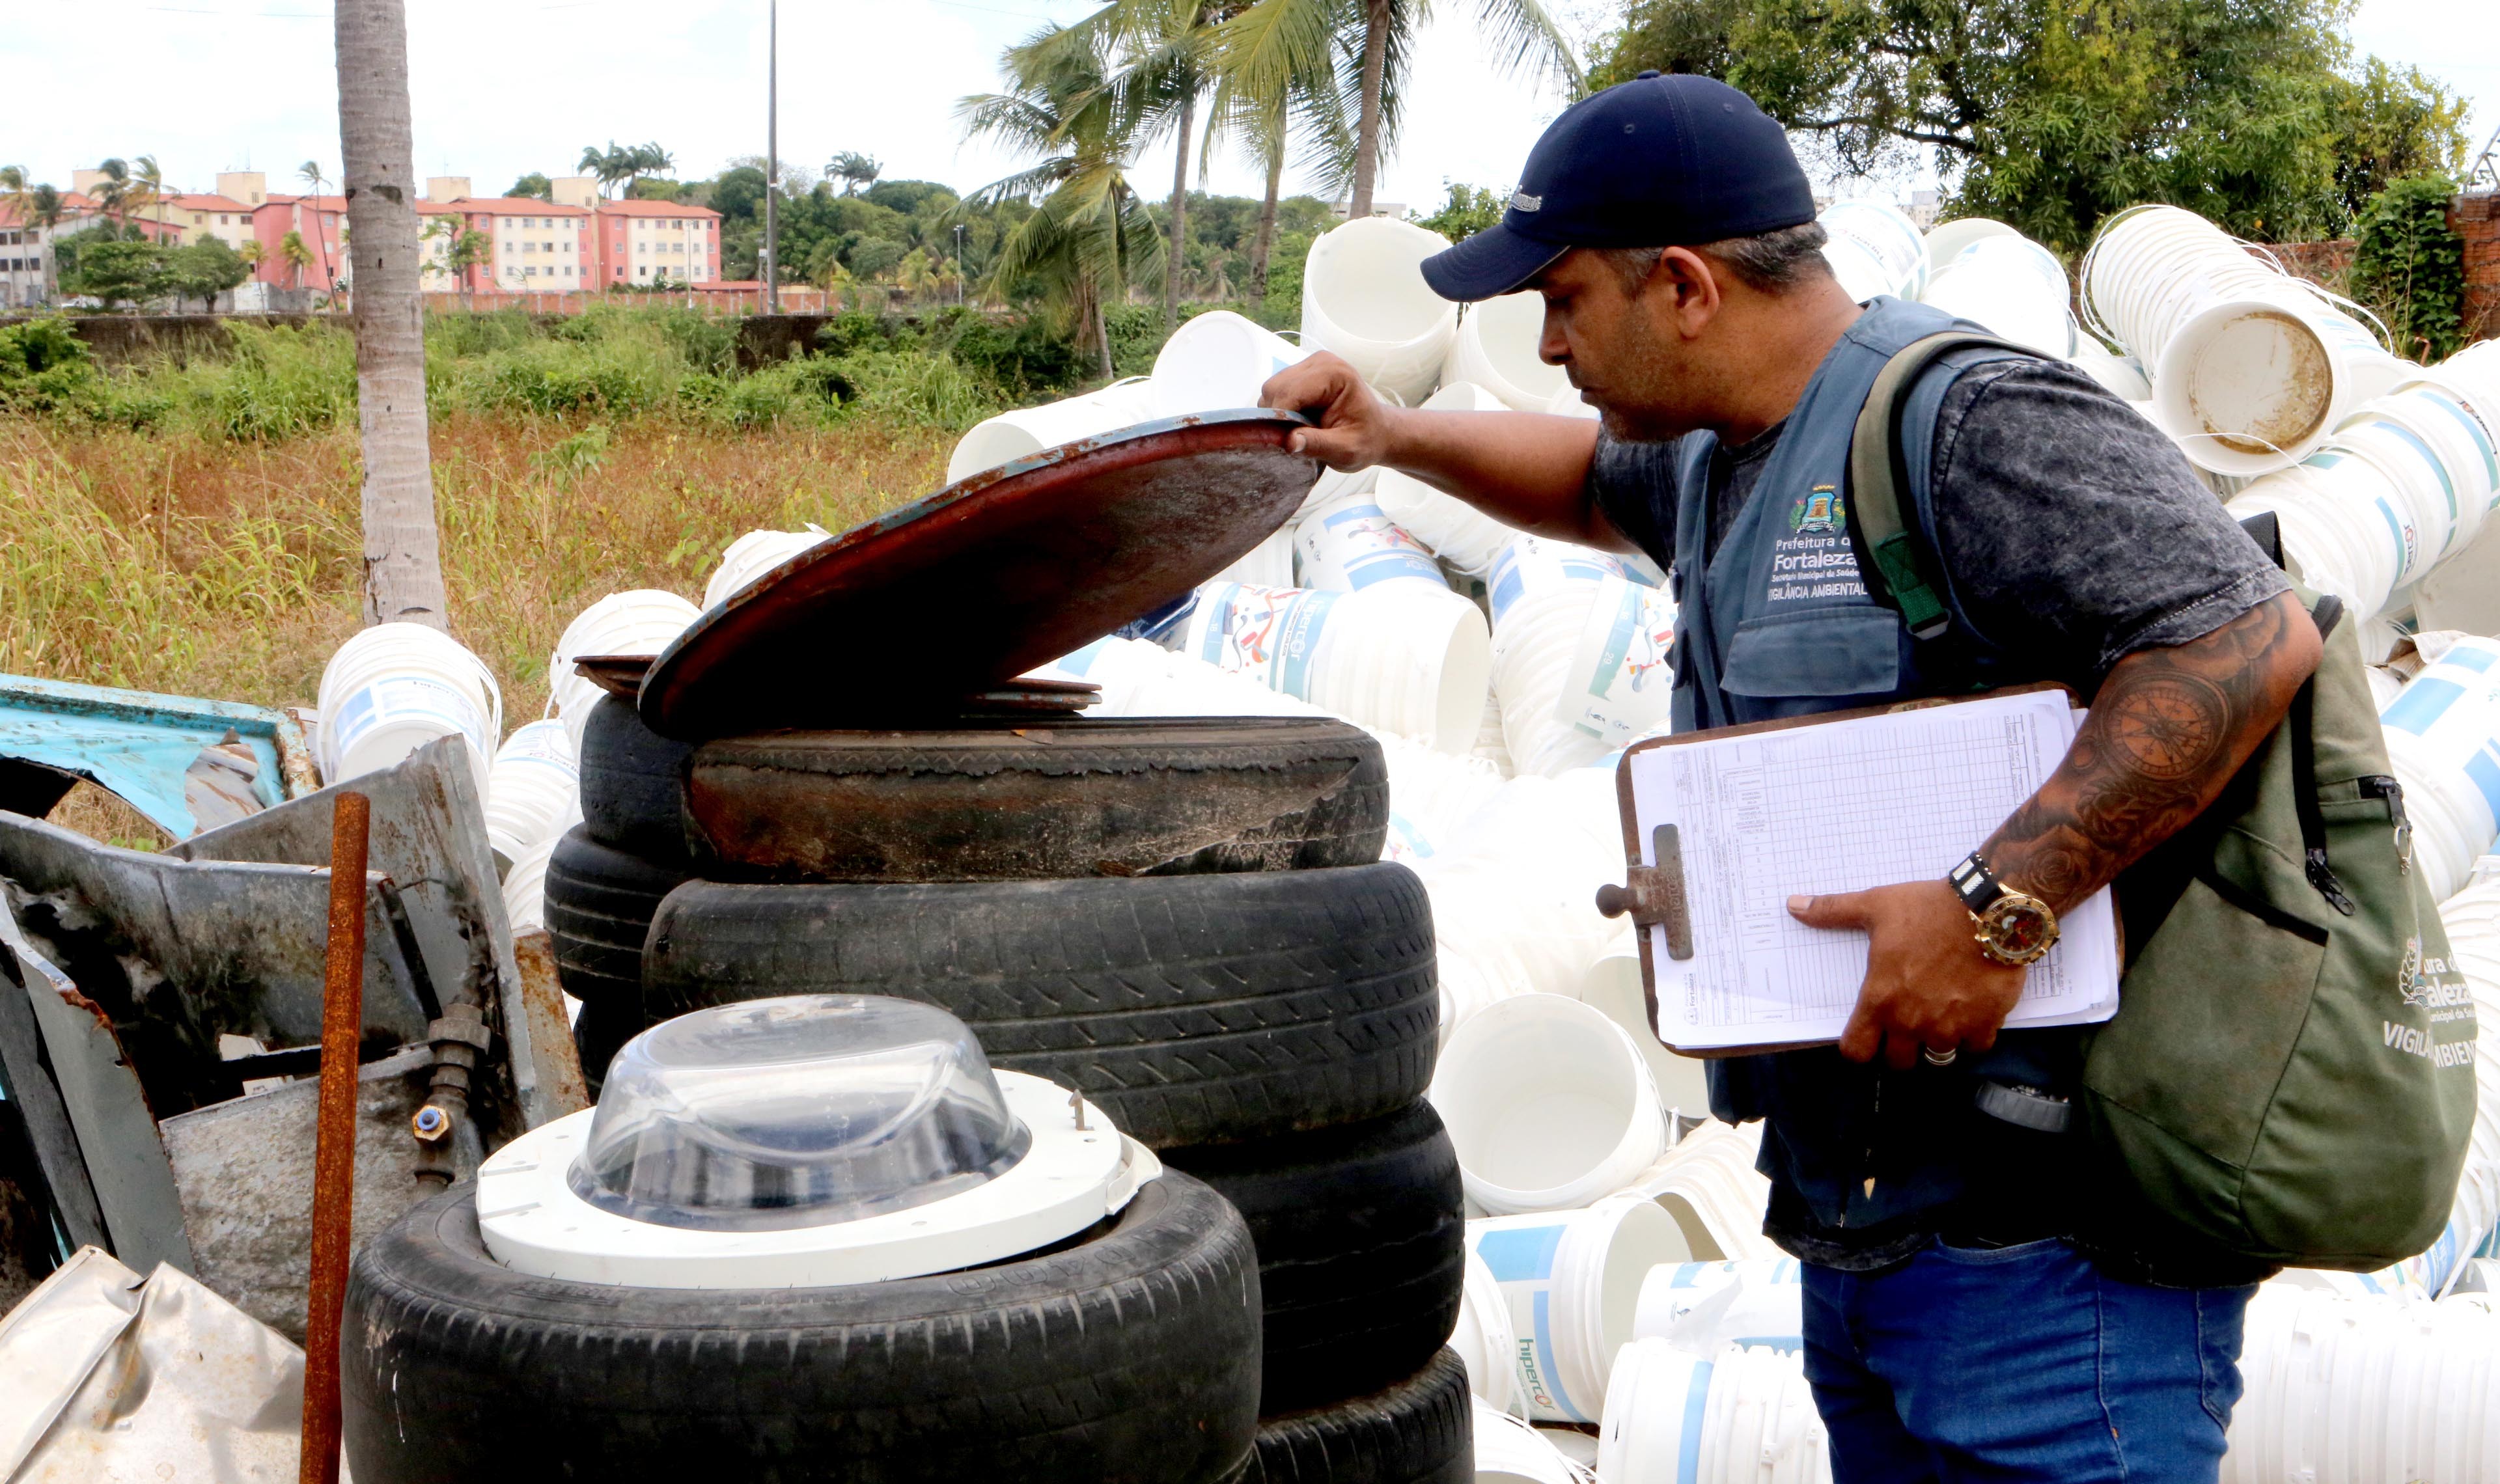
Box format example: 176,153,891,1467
637,408,1317,741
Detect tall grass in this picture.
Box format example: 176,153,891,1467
0,415,949,716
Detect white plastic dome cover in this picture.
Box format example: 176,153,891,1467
571,995,1031,1232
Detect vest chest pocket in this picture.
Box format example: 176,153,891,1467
1719,607,1905,700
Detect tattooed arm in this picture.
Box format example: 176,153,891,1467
1786,590,2323,1069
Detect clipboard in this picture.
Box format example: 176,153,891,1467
1600,681,2115,1057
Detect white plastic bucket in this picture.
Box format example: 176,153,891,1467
947,378,1158,483
1299,217,1458,404
2227,462,2404,620
1917,235,2076,357
1292,490,1451,592
2377,635,2500,900
1921,216,2019,274
1450,1248,1524,1416
1624,1120,1785,1263
499,829,559,936
1433,993,1667,1213
1819,200,1927,301
1150,316,1308,419
1601,1340,1831,1484
1487,535,1627,777
1445,293,1567,412
1633,1259,1805,1356
482,718,581,872
1467,1192,1685,1422
2153,295,2382,476
702,526,829,611
1580,953,1710,1118
1473,1402,1583,1484
548,590,700,751
315,622,503,791
1180,580,1491,752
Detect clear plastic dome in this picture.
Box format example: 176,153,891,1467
568,995,1031,1231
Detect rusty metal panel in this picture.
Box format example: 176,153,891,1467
174,736,560,1138
0,812,430,1054
639,409,1317,740
159,1045,436,1343
1,893,195,1279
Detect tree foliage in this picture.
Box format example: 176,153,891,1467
1593,0,2471,251
1411,182,1505,241
507,172,553,201
2350,174,2467,361
166,236,250,309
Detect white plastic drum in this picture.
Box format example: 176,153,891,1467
1917,235,2075,357
1300,217,1458,404
1150,315,1307,419
947,378,1159,484
1921,216,2020,275
548,590,700,752
1180,581,1490,752
1819,200,1927,301
315,622,503,791
702,527,830,611
1445,293,1567,413
482,717,581,871
1432,993,1666,1213
1467,1194,1685,1422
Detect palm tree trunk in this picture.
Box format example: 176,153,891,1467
1350,0,1392,219
1166,90,1193,332
1250,138,1283,305
336,0,450,633
1094,289,1115,381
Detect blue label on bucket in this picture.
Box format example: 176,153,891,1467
2465,745,2500,829
1316,502,1446,589
2383,677,2465,735
1475,1224,1566,1283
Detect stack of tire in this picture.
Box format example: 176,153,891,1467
512,696,1469,1483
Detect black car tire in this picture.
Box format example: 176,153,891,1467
576,694,695,859
643,862,1439,1148
682,717,1387,882
1163,1101,1464,1413
542,825,687,1010
1238,1351,1473,1484
342,1173,1261,1484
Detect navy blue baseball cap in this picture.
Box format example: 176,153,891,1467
1419,73,1816,302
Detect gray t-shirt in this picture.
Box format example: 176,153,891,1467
1589,357,2290,692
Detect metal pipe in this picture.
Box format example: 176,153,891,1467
298,790,368,1484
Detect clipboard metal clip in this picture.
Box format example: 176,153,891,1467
1593,823,1694,961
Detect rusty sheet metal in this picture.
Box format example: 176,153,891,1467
684,718,1376,881
638,408,1318,741
0,813,430,1059
1,891,195,1280
160,1047,436,1344
0,672,316,841
0,1246,305,1483
174,736,555,1142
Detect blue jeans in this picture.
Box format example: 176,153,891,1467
1801,1238,2255,1483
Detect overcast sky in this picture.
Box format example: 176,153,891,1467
3,0,2491,216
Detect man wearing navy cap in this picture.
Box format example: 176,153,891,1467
1263,74,2322,1483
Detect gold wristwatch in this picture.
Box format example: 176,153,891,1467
1948,852,2059,967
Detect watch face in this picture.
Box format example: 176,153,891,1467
1982,898,2058,963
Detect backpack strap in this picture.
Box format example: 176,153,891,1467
1845,331,2042,643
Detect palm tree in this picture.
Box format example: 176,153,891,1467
960,23,1168,379
132,155,168,235
279,229,313,289
579,143,628,195
1082,0,1226,333
337,0,451,636
1319,0,1577,217
828,151,883,197
238,236,266,286
1206,0,1358,298
89,157,160,233
298,160,337,290
628,142,674,195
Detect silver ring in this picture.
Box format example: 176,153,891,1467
1921,1045,1960,1067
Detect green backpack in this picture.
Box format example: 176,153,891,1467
1848,332,2479,1278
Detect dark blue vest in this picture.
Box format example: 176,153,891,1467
1672,297,2081,1244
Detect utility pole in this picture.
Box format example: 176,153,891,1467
764,0,779,313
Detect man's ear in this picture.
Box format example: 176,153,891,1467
1650,247,1723,339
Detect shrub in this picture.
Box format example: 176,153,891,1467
2351,174,2467,362
169,322,359,441
0,318,108,416
826,349,995,430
